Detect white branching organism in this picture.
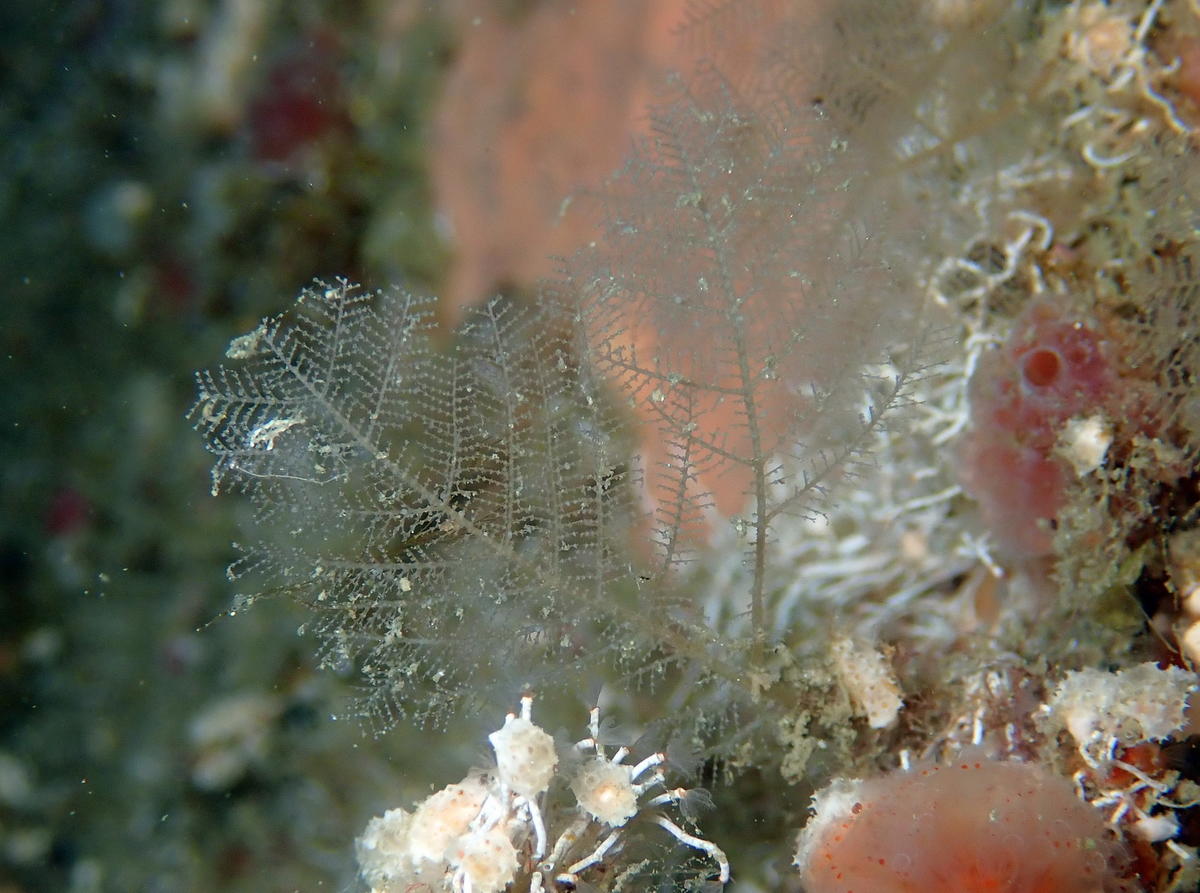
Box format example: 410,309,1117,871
1042,664,1200,856
355,695,729,892
558,705,730,887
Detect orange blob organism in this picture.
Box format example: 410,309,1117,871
796,760,1124,893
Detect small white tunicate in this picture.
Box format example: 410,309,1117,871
572,759,638,826
488,713,557,798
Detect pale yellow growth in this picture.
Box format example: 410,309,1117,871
408,777,490,864
1047,663,1198,755
449,826,518,893
488,712,558,798
830,635,904,729
572,759,639,826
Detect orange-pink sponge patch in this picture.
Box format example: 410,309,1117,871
957,301,1118,557
796,759,1122,893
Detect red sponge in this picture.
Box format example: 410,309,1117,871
796,759,1123,893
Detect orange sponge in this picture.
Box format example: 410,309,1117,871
796,759,1124,892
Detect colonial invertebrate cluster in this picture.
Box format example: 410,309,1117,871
356,696,728,892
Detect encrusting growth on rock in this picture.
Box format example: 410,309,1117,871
796,759,1125,893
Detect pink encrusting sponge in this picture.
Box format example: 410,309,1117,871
795,759,1123,893
958,301,1123,557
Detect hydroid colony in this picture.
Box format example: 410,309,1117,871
193,0,1200,888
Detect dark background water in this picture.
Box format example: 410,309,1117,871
0,2,458,889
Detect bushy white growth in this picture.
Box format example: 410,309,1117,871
1047,663,1198,752
488,707,557,797
571,758,639,826
1041,664,1199,854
